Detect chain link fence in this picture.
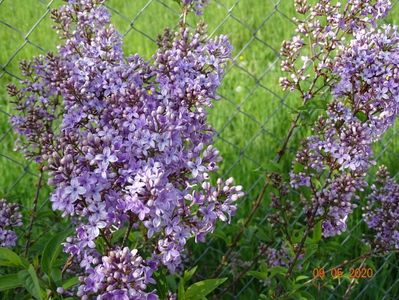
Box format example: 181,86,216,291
1,0,399,298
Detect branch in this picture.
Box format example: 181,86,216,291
213,175,270,277
24,167,44,257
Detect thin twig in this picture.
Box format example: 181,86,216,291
219,252,264,297
24,167,44,257
276,113,301,162
285,201,319,278
122,217,134,248
343,257,366,300
100,229,112,249
213,175,270,277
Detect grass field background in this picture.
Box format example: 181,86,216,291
1,0,399,298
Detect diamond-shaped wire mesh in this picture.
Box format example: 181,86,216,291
1,0,399,299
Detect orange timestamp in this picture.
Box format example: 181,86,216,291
312,267,374,280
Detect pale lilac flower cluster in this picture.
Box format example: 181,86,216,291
258,243,303,270
363,166,399,250
182,0,209,15
292,102,371,237
280,0,391,96
0,199,22,248
78,247,157,300
287,1,399,237
259,243,290,268
333,25,399,135
10,0,243,298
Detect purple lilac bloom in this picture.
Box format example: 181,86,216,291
10,0,243,297
0,199,22,248
77,247,157,300
280,0,392,92
258,243,302,269
182,0,209,15
363,166,399,250
289,10,399,237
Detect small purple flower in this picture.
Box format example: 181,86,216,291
0,199,22,248
63,178,86,202
363,166,399,249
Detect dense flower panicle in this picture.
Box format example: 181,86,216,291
77,247,157,300
10,0,243,297
258,243,303,271
333,25,399,135
280,0,391,94
0,199,22,248
286,0,399,238
363,166,399,249
259,243,291,268
291,102,371,237
317,174,365,237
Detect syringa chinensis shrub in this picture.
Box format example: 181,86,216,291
8,0,243,298
223,0,399,297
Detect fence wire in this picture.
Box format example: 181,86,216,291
1,0,399,299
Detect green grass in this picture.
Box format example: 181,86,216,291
1,0,399,299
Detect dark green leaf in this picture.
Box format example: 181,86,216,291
292,229,304,244
51,267,62,285
247,270,268,281
355,111,368,122
18,265,44,300
62,277,79,289
41,229,72,276
0,273,23,291
0,247,28,268
269,266,288,277
185,278,227,299
154,270,168,299
178,277,185,300
312,221,322,242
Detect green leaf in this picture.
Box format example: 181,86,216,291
0,273,23,291
355,111,368,122
269,266,288,277
247,270,268,281
185,278,227,300
295,275,309,283
153,270,168,300
178,277,185,300
51,267,62,285
18,265,44,300
184,266,198,282
292,229,304,244
62,277,79,289
41,229,72,276
0,247,28,268
313,221,322,242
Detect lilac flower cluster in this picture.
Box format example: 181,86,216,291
333,25,399,135
363,166,399,250
293,102,371,237
78,247,157,299
182,0,209,15
10,0,243,297
0,199,22,248
259,243,291,268
280,0,391,97
287,1,399,237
